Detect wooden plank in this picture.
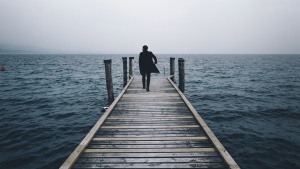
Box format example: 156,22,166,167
113,106,188,110
89,140,210,145
73,163,226,168
87,144,213,149
122,93,179,97
76,157,223,163
100,125,200,129
112,109,189,112
109,113,190,116
97,130,204,135
118,101,185,106
84,148,215,153
94,134,204,138
92,137,207,141
126,88,175,90
108,115,192,118
102,122,198,126
112,108,189,111
104,120,196,123
59,77,135,169
98,128,204,132
107,116,194,120
80,152,220,158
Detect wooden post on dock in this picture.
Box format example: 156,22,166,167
170,57,175,82
178,58,185,93
104,59,114,104
129,57,134,77
122,57,128,87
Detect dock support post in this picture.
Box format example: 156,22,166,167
170,57,175,82
104,59,114,104
178,58,185,93
129,57,134,77
122,57,128,87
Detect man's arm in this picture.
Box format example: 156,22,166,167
152,52,157,64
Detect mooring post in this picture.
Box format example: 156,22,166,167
122,57,128,87
129,57,134,77
178,58,185,93
104,59,114,104
170,57,175,82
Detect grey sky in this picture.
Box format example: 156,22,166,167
0,0,299,54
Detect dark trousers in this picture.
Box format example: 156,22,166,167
142,72,151,89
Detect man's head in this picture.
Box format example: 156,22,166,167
143,45,148,52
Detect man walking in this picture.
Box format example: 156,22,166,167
139,45,158,91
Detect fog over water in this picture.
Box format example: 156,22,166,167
0,0,299,54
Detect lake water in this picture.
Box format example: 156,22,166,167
0,54,299,169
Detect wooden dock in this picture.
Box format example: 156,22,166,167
60,75,239,169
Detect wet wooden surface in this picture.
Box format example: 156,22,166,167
69,76,229,168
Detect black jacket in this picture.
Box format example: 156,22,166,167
139,51,159,74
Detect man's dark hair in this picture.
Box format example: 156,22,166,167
143,45,148,50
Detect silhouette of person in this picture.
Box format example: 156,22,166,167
139,45,158,91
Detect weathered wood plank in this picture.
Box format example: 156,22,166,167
98,128,205,132
87,144,213,149
94,134,204,138
103,122,198,125
92,137,208,141
80,152,220,158
108,114,192,118
84,148,215,153
89,140,210,145
122,93,180,97
76,157,223,163
107,116,194,120
97,130,204,135
126,88,175,90
100,125,200,129
73,163,226,168
109,111,191,114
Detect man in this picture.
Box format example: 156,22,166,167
139,45,158,91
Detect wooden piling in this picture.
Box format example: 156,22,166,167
122,57,128,87
129,57,134,77
104,59,114,104
178,58,185,93
170,57,175,82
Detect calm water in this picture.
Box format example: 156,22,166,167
0,54,299,169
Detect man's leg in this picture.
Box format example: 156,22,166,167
142,73,146,89
146,72,151,91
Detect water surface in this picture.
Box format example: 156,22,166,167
0,54,299,169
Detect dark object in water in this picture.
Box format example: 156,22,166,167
101,107,108,112
1,66,5,71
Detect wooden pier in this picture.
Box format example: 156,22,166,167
60,75,239,169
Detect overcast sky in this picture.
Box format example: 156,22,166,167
0,0,299,54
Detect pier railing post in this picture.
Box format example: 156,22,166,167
178,58,185,93
104,59,114,104
129,57,134,77
170,57,175,82
122,57,128,87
